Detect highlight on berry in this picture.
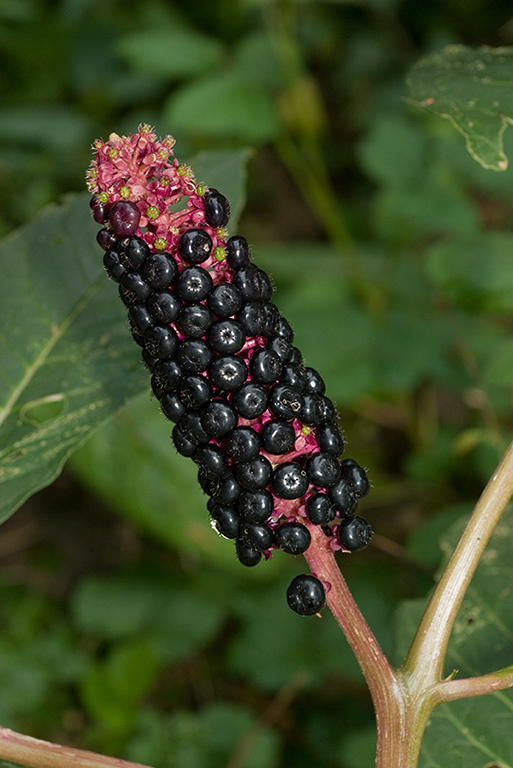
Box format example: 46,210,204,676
88,125,372,615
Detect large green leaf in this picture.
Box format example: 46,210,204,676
395,505,513,768
407,45,513,170
0,193,147,523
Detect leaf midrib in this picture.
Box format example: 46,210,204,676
0,274,106,433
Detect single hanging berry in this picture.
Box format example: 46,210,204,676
87,125,372,616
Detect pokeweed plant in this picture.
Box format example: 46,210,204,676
2,44,513,768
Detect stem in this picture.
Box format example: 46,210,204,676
437,666,513,702
0,727,153,768
403,439,513,688
303,527,408,767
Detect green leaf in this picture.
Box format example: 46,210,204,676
164,71,280,143
426,232,513,311
117,27,225,79
0,193,147,524
407,45,513,171
395,505,513,767
189,148,251,230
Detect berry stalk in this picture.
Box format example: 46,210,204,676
87,125,372,613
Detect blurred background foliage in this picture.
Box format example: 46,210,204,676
2,0,513,766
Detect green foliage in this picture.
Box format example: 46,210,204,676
395,505,513,768
407,45,513,171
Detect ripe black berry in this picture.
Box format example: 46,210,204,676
237,489,274,523
176,304,213,338
260,420,296,455
178,228,213,265
160,392,186,423
249,348,283,385
200,400,238,438
207,319,246,354
179,411,210,446
193,444,229,479
232,382,267,418
209,472,241,505
236,302,267,336
90,195,109,224
267,336,292,361
317,423,345,456
340,459,370,498
178,374,212,409
306,493,336,525
118,236,149,270
210,504,240,539
226,235,251,269
274,522,311,554
153,358,183,391
210,355,247,391
142,252,178,289
279,364,306,391
128,304,154,335
233,265,273,303
103,250,126,282
328,477,357,514
287,575,326,616
176,339,213,373
236,455,273,491
109,200,141,236
239,521,273,551
204,190,230,228
337,515,372,552
144,325,179,359
272,462,309,500
224,426,261,462
298,393,327,426
274,315,294,343
236,539,261,567
207,283,243,317
172,424,197,457
119,272,151,305
147,291,182,324
97,228,118,251
305,452,341,488
268,383,302,420
303,367,326,394
176,266,213,302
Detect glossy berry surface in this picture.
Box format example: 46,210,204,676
204,190,230,228
260,420,296,455
193,444,228,479
108,200,141,236
307,493,336,525
232,383,267,418
207,319,246,354
249,348,283,385
340,458,370,498
207,283,243,317
176,339,213,372
224,426,261,462
178,374,212,410
226,235,251,269
236,456,273,491
273,462,309,500
119,236,149,270
178,228,213,264
237,490,273,523
337,515,373,552
200,400,238,437
236,539,261,567
176,266,213,301
142,252,177,289
305,452,341,488
176,304,213,338
286,575,326,616
239,521,274,551
274,522,311,555
209,504,240,539
147,291,182,323
210,356,247,390
144,325,178,359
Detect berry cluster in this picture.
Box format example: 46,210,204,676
87,125,372,616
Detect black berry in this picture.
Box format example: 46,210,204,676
236,539,261,567
232,382,267,418
287,575,325,616
193,444,229,478
207,283,243,317
147,291,182,324
103,249,126,282
210,504,240,539
274,522,311,554
224,426,261,462
210,355,247,391
340,459,370,498
176,266,213,302
200,400,238,437
272,462,309,500
269,383,302,420
204,190,230,228
178,374,213,410
233,265,273,303
249,348,283,385
207,319,246,354
118,236,149,270
236,455,273,491
178,228,213,265
144,325,178,359
238,489,274,523
337,515,372,552
239,521,273,551
177,304,214,338
328,477,357,514
305,452,341,488
177,339,213,372
227,235,251,269
142,252,178,289
307,493,336,525
119,272,151,305
260,420,296,455
317,423,345,456
97,228,118,251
